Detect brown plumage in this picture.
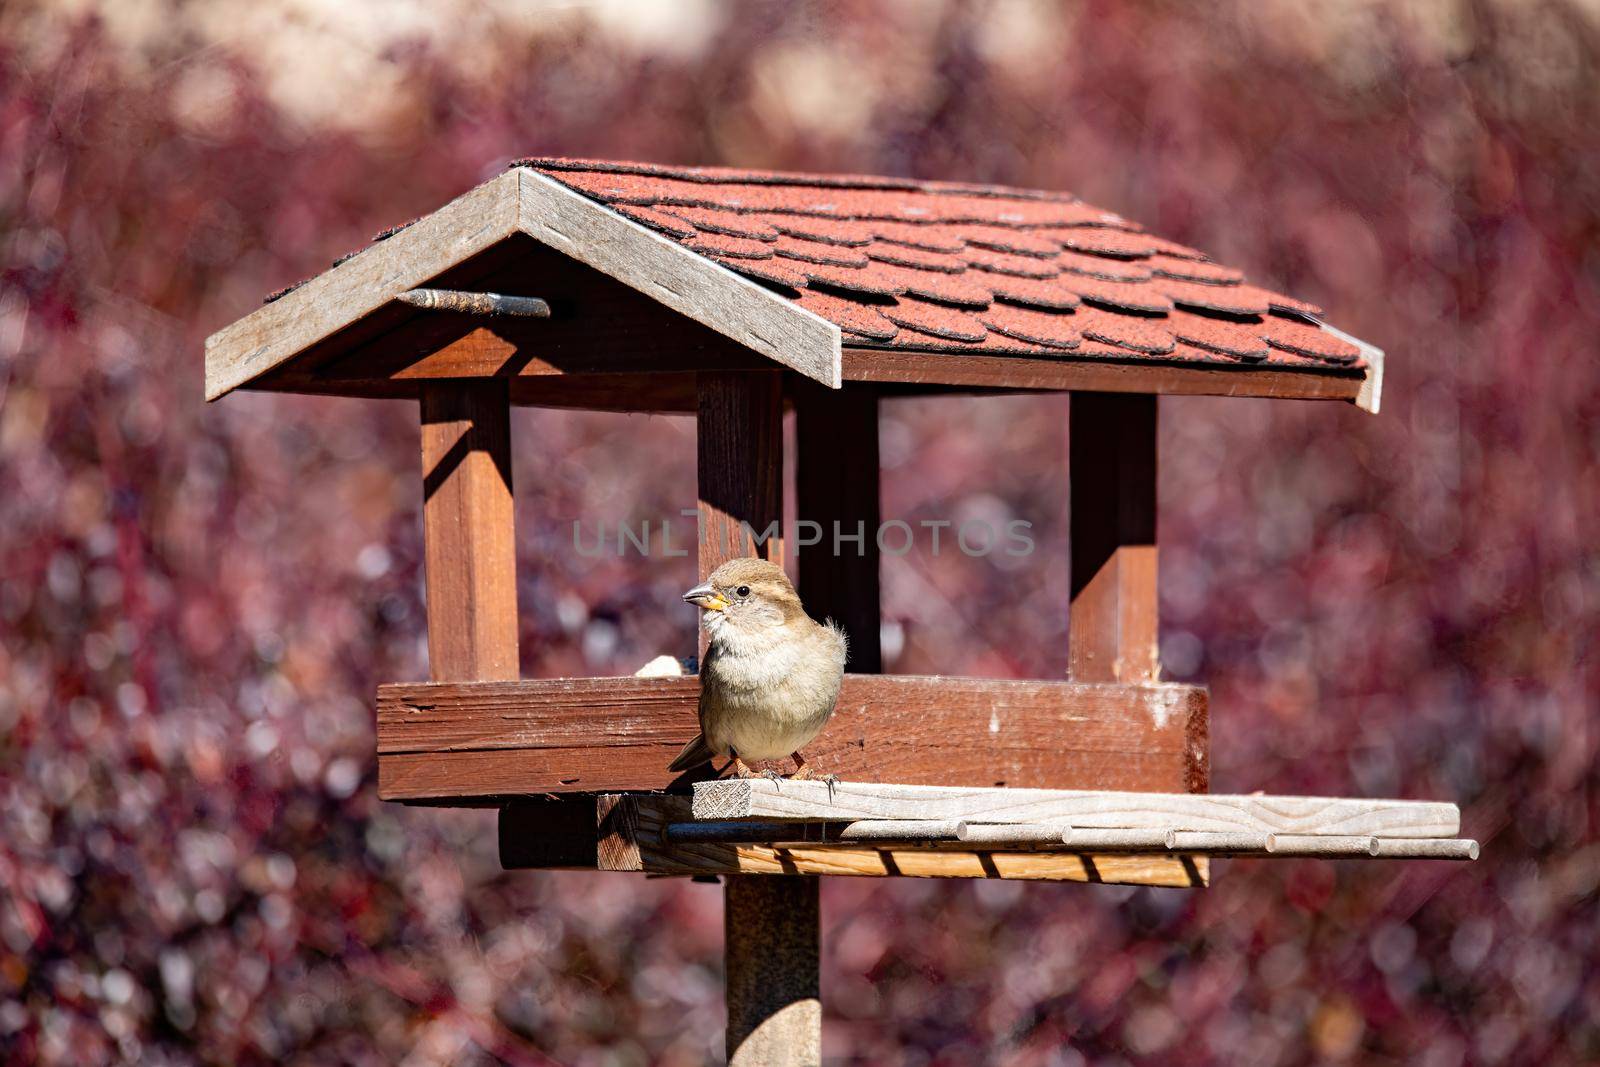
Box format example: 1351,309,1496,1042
669,558,848,778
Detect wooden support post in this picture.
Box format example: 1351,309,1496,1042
794,381,882,673
698,371,784,573
420,381,519,681
1068,393,1159,684
698,370,819,1066
725,875,821,1067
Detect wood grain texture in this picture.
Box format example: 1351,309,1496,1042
205,170,524,400
420,382,520,681
1069,392,1160,685
698,370,785,572
693,780,1461,838
310,236,779,387
842,347,1367,403
725,875,821,1067
692,373,813,1067
577,795,1208,888
373,675,1209,801
793,380,882,673
207,169,842,399
518,169,841,387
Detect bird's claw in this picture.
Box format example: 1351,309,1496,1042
759,768,785,791
818,773,841,801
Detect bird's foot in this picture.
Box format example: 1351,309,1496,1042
791,763,841,799
731,757,754,779
758,768,785,791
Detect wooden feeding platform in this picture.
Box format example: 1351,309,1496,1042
500,781,1474,889
206,158,1467,1065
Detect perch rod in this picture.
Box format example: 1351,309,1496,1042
664,819,963,845
397,288,552,317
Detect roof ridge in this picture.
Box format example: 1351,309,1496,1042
512,157,1080,203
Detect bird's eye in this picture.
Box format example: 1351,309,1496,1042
735,585,750,598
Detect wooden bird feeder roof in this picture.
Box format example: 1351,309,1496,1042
205,158,1383,413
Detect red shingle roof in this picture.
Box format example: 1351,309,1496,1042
517,158,1363,371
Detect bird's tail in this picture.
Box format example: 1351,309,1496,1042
668,732,716,773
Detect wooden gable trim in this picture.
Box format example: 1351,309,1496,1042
515,170,841,387
205,170,524,401
204,169,843,400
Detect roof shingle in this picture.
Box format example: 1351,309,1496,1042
513,157,1361,373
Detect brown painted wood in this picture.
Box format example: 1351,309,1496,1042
514,794,1208,887
843,347,1365,403
1069,392,1160,685
420,382,520,681
698,370,785,574
375,674,1208,801
793,380,882,673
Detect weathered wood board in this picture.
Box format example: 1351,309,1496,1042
692,780,1461,838
376,675,1209,802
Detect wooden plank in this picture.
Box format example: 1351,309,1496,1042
793,379,882,672
578,795,1207,888
1069,392,1161,685
842,347,1367,403
373,675,1209,801
519,169,841,387
420,382,519,681
698,370,785,572
693,780,1462,838
206,170,525,400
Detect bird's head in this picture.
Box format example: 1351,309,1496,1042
683,557,804,639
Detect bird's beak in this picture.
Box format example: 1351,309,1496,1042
682,581,729,612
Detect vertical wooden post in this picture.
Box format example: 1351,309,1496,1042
698,370,819,1067
698,371,784,572
794,381,882,672
1068,392,1159,683
725,874,821,1066
420,381,519,682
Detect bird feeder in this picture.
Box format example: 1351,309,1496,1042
206,159,1473,1065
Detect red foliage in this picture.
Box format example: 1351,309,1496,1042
1,3,1597,1064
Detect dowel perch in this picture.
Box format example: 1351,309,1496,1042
956,823,1072,845
665,819,963,845
1166,831,1271,853
1371,838,1479,861
1062,828,1171,851
1265,834,1379,856
398,287,552,317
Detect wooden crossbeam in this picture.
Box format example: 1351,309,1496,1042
374,675,1208,802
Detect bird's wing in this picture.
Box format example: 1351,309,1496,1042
667,731,716,772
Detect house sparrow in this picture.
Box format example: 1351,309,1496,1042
669,557,848,779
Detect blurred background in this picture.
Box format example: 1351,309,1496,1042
2,0,1598,1063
